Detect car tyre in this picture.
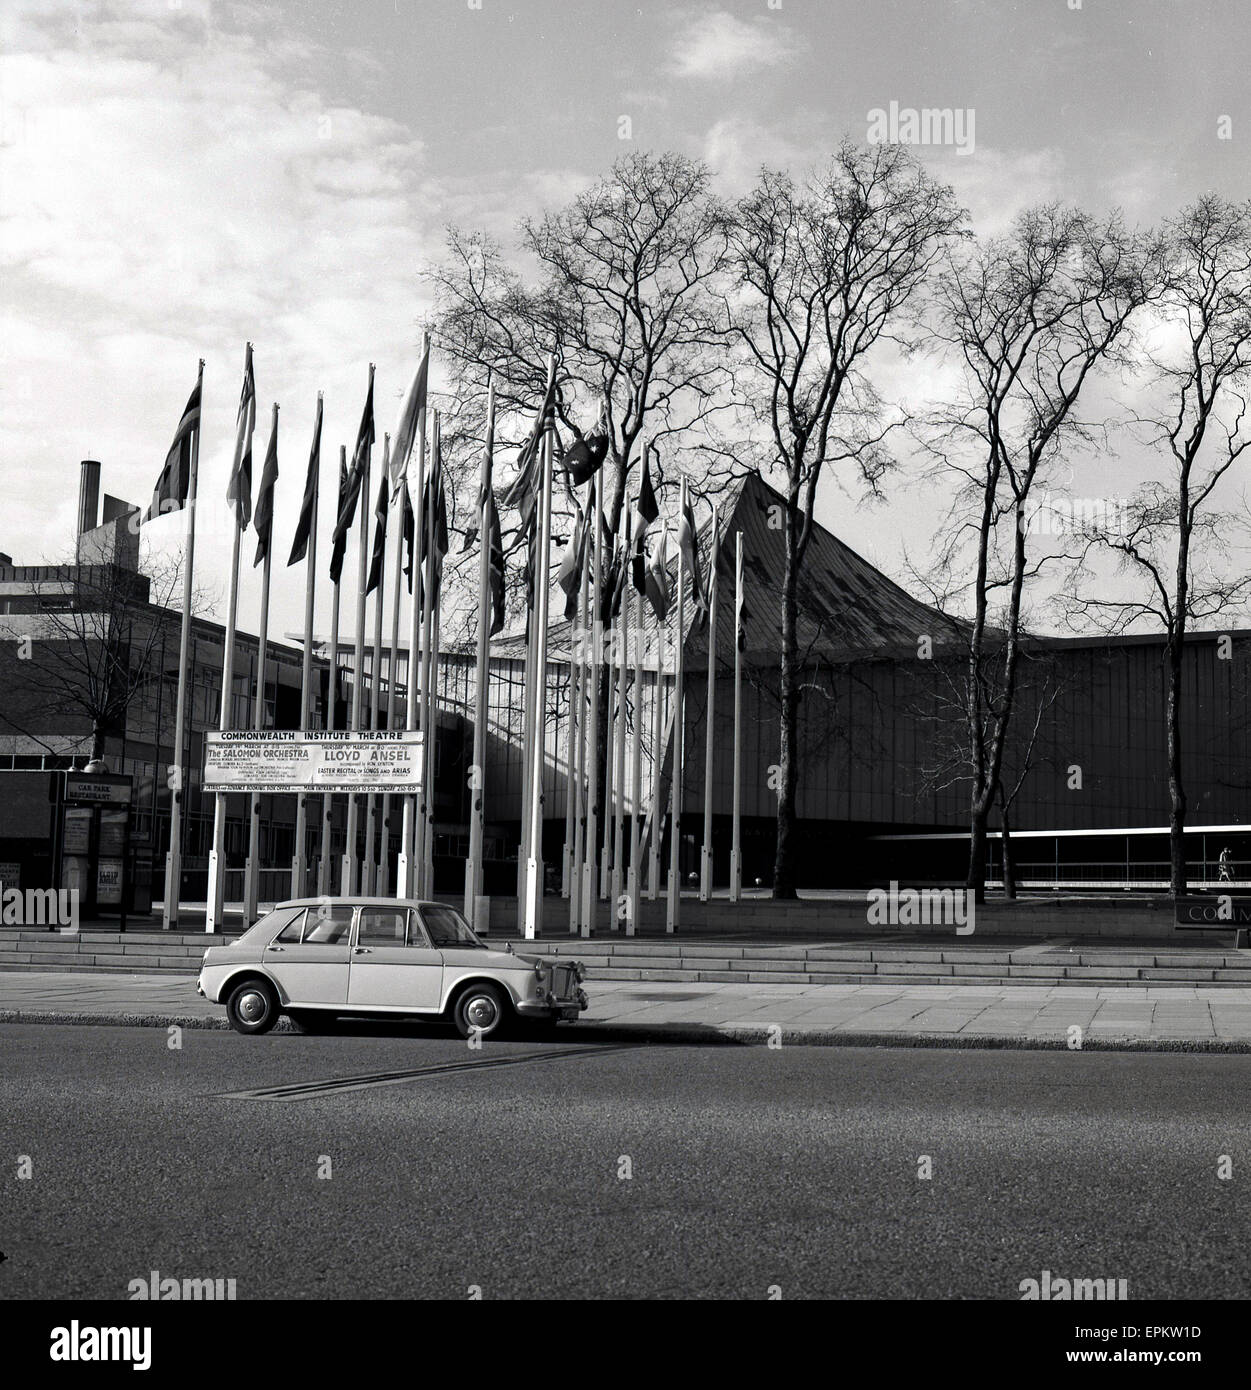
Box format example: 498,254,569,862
226,978,279,1035
452,982,510,1040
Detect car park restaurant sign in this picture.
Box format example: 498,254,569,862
203,731,424,794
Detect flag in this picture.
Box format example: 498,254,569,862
421,451,449,604
144,376,201,522
559,408,609,487
389,343,429,500
401,480,415,594
486,492,506,637
252,409,279,567
287,394,322,565
500,368,557,533
329,451,351,584
632,445,660,540
678,488,705,620
227,343,255,529
644,525,671,622
556,501,585,620
330,365,375,569
365,440,390,596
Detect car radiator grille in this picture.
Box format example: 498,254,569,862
550,964,576,1000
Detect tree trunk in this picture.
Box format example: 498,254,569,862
966,798,990,905
91,722,107,764
1000,801,1016,900
1166,641,1187,896
772,501,801,899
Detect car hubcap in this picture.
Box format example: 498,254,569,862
466,995,497,1030
238,990,266,1023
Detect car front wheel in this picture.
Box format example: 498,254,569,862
452,982,510,1040
226,978,279,1035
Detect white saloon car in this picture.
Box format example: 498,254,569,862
197,898,588,1039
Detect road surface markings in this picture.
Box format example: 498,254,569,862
216,1044,637,1101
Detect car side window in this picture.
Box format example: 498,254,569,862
357,908,407,946
304,905,354,944
272,908,308,944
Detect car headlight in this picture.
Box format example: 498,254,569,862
534,962,546,980
573,962,586,983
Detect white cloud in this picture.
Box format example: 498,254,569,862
0,1,442,635
667,8,803,81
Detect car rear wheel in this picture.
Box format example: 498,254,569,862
226,978,279,1035
453,982,510,1040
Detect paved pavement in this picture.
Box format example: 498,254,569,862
4,969,1251,1048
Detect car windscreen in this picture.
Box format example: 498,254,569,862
421,905,484,949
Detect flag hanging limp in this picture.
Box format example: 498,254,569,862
644,524,671,622
678,487,705,621
486,491,506,637
287,394,322,566
389,343,429,501
144,375,201,523
365,439,390,596
401,479,416,595
227,343,256,530
329,451,352,584
559,403,609,487
252,408,279,567
330,365,375,580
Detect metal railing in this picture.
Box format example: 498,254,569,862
986,859,1249,890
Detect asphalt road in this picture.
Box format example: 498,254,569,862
1,1022,1248,1300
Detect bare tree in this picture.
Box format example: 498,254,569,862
427,150,731,539
718,141,964,898
1060,195,1251,893
924,204,1161,900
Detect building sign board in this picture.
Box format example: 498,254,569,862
204,731,425,794
64,775,133,805
1175,895,1251,928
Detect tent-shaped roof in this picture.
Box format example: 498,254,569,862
491,470,964,669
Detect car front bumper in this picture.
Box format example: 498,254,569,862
516,987,588,1021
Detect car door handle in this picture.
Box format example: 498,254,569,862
266,945,284,952
353,947,372,954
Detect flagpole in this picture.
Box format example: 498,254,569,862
517,572,538,924
243,401,277,926
380,458,406,899
627,509,644,938
610,503,629,927
362,437,389,895
398,339,429,899
522,353,557,939
700,504,720,902
162,358,203,931
207,343,252,935
666,478,687,933
730,530,743,904
291,394,320,899
424,578,441,897
417,411,440,899
580,473,602,937
561,569,578,901
464,383,495,931
647,612,663,900
569,483,591,935
341,363,374,895
599,579,616,907
318,445,345,899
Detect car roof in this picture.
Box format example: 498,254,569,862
274,897,448,910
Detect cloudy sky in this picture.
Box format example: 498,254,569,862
3,0,1249,638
